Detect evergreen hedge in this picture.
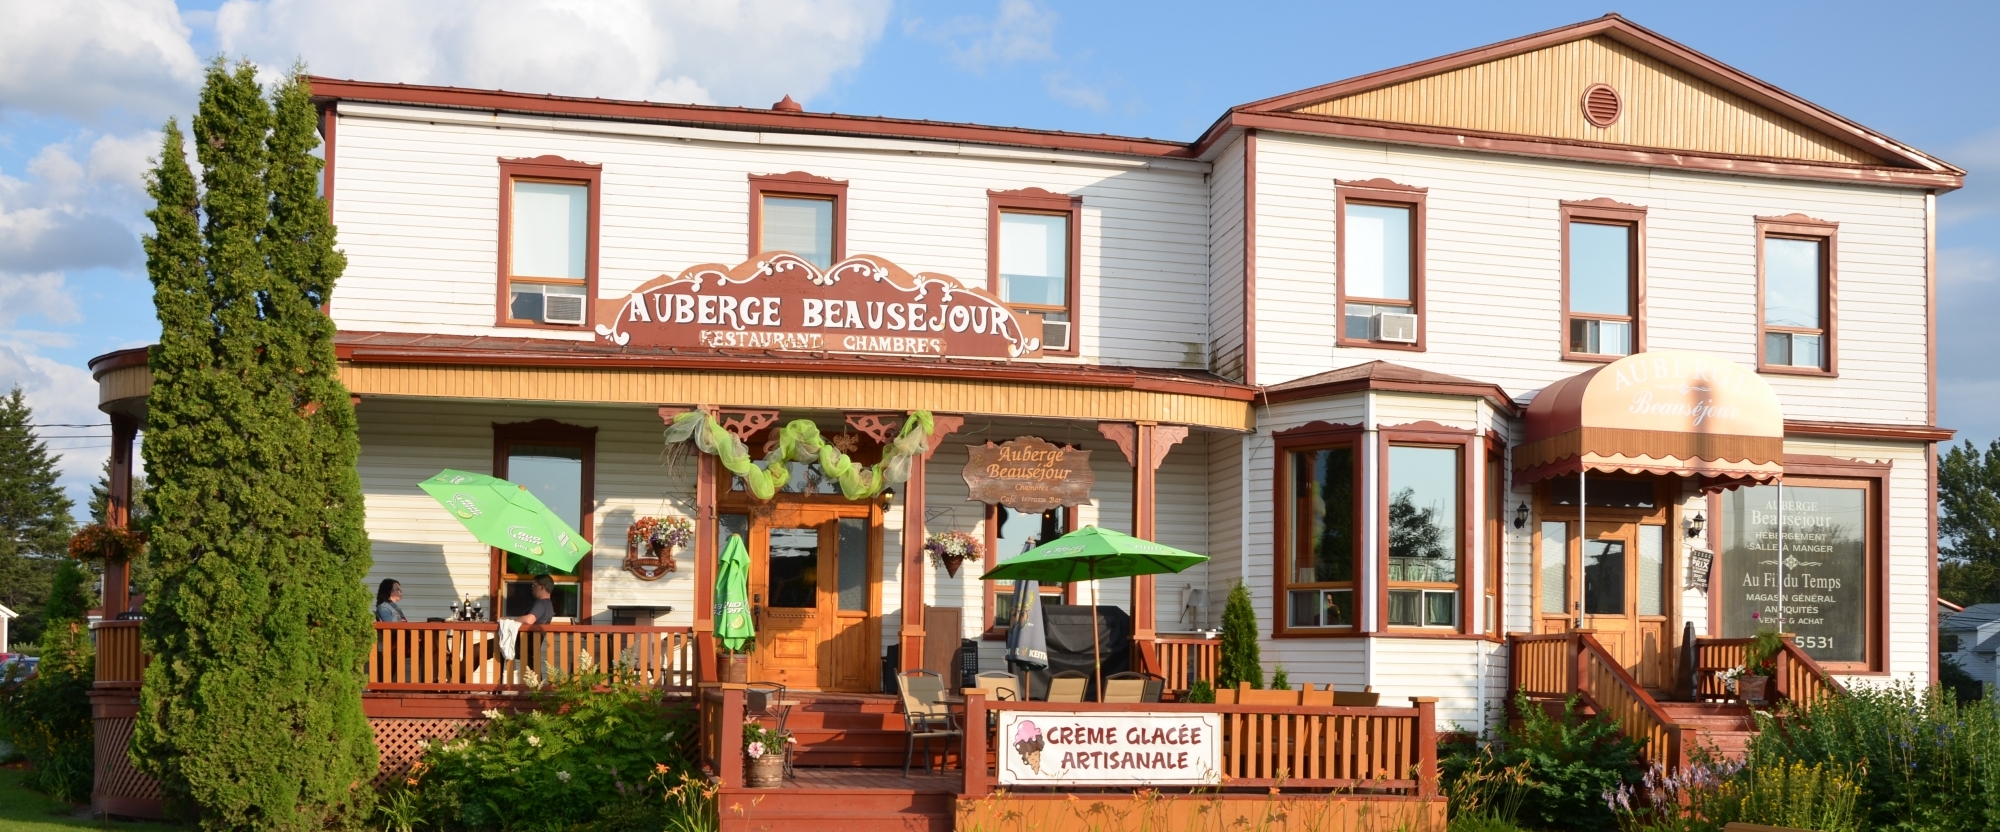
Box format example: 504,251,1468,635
132,62,377,829
1217,580,1262,690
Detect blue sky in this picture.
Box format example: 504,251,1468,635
3,0,1996,515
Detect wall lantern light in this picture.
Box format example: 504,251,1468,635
880,486,897,504
1685,511,1707,539
1513,502,1530,529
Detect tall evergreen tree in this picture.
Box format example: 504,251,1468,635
0,387,76,648
132,62,376,829
1218,580,1263,690
1940,438,2000,605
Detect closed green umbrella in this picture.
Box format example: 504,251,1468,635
714,534,755,653
420,469,590,572
981,526,1208,698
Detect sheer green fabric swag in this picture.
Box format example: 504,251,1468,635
665,410,934,500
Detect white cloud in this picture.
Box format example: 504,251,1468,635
0,273,82,329
1045,72,1107,113
216,0,893,107
0,0,204,123
907,0,1057,73
0,135,154,275
0,335,112,505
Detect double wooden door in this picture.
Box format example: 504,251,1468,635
741,502,882,692
1537,519,1673,689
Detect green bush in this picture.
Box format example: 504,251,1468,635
1443,694,1641,832
1744,681,2000,832
1611,756,1862,832
400,655,701,832
1217,580,1261,690
1185,679,1215,704
1268,665,1289,691
0,559,96,803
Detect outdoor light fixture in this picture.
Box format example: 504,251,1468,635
1685,511,1707,539
880,486,896,503
1513,502,1530,529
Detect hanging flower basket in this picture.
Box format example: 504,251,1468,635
924,530,983,577
68,523,146,563
624,516,692,580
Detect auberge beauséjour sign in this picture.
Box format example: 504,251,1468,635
594,253,1045,359
963,437,1094,514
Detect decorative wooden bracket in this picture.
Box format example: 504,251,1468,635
1098,422,1189,471
846,412,965,460
1098,422,1137,465
1148,425,1190,470
659,405,780,438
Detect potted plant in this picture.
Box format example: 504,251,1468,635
624,516,693,580
742,721,793,788
1738,627,1784,703
924,530,983,577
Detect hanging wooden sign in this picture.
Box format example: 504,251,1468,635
963,437,1094,514
595,253,1045,360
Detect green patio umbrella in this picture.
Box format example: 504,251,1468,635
714,534,755,653
419,469,590,572
981,526,1208,698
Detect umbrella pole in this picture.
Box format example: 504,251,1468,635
1091,561,1102,702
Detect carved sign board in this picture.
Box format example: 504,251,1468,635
595,253,1044,359
963,437,1094,514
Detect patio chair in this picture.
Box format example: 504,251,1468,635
896,670,963,777
745,681,791,779
973,670,1020,730
1102,672,1149,704
1047,670,1089,703
1332,685,1380,707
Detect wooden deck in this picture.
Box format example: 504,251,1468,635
765,767,961,792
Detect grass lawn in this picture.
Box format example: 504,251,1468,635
0,767,181,832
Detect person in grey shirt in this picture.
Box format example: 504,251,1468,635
375,579,408,623
516,575,557,626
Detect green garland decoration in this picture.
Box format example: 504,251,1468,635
665,410,935,501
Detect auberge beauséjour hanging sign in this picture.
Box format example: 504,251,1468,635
594,253,1045,359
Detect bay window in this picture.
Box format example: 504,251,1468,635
1278,433,1362,633
1385,444,1461,628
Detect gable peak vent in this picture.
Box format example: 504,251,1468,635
1581,83,1621,128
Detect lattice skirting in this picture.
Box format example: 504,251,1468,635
91,714,493,805
371,717,485,788
93,716,161,803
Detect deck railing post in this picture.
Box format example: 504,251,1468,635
1411,697,1439,799
719,685,745,788
963,689,988,797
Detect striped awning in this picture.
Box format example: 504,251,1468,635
1515,351,1784,484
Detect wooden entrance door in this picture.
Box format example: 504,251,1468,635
745,503,882,691
1532,476,1677,691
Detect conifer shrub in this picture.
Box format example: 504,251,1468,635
133,62,377,829
0,559,96,803
1217,580,1262,690
1442,694,1641,832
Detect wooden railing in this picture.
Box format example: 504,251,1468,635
1508,632,1681,770
92,620,147,687
1153,633,1221,697
961,693,1438,797
1693,636,1845,711
700,685,746,788
366,623,696,693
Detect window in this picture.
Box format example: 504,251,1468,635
1285,445,1360,630
1539,521,1570,615
750,172,847,268
1484,443,1504,635
983,505,1074,638
1561,199,1646,360
1385,445,1462,628
493,420,597,621
990,188,1082,355
1757,215,1838,374
1717,473,1881,671
498,156,601,329
1336,179,1427,349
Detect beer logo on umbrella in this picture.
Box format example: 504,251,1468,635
451,494,480,518
508,526,546,556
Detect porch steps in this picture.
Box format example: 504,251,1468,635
1658,702,1757,762
780,694,961,769
718,769,957,832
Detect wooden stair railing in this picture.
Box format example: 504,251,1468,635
1152,634,1220,697
1694,635,1845,711
1509,632,1683,771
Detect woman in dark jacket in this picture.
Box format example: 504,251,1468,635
375,579,409,623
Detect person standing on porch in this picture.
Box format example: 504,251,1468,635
515,575,557,626
375,580,408,623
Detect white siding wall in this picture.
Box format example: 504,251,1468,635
329,105,1212,370
1208,137,1249,382
1250,132,1932,425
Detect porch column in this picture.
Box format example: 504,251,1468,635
665,406,721,683
1096,421,1188,674
103,412,139,617
888,413,963,674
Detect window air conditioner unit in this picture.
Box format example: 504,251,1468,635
1375,312,1418,343
543,292,587,325
1040,319,1071,351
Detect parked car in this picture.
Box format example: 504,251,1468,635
0,653,38,684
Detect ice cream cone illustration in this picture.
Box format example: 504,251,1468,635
1013,720,1046,774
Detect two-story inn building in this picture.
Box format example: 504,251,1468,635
89,14,1961,749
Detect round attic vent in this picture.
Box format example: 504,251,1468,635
1581,84,1622,128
